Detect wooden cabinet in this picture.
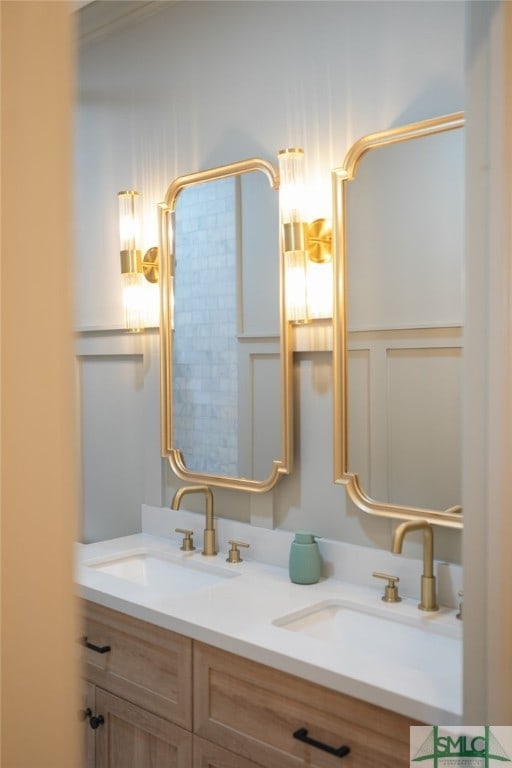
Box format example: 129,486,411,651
193,736,262,768
82,600,192,728
82,601,421,768
94,689,191,768
81,680,96,768
194,642,420,768
81,601,192,767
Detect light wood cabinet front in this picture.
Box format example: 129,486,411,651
81,601,423,768
81,600,192,729
194,642,420,768
82,680,96,768
94,689,192,768
193,736,262,768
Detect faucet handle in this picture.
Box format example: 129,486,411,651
175,528,196,552
372,572,402,603
226,540,249,564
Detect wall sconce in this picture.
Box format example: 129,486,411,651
278,148,332,324
118,190,159,332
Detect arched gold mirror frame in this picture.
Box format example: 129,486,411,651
159,157,293,492
332,112,464,529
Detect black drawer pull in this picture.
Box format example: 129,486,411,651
82,636,111,654
293,727,350,758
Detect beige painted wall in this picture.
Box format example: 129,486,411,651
1,3,80,766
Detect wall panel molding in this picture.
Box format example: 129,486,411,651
75,329,164,542
348,326,462,509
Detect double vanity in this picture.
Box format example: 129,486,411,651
77,505,462,767
76,110,465,768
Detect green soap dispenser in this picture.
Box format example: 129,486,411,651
289,531,321,584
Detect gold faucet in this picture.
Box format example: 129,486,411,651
391,520,438,611
171,485,217,556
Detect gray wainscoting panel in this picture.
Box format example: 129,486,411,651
348,327,462,511
76,330,163,542
387,345,461,510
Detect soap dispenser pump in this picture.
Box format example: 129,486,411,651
289,531,321,585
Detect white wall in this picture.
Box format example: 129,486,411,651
75,0,465,563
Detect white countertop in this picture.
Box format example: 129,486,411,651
76,510,463,725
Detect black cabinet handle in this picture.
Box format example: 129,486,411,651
82,708,104,730
293,727,350,758
89,714,105,730
82,636,111,654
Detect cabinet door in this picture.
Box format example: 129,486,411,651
81,680,96,768
194,642,418,768
95,688,192,768
193,736,262,768
82,600,192,729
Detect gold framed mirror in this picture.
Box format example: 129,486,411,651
333,113,464,529
159,158,293,492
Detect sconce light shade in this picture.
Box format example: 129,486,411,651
118,190,159,333
278,149,333,324
119,190,144,332
118,190,140,253
278,148,310,324
121,271,146,333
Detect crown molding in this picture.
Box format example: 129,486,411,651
76,1,176,47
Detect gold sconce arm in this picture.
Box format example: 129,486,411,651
120,246,159,281
307,218,332,263
282,219,332,263
120,249,142,274
141,245,159,283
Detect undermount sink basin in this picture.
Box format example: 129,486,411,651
274,599,461,671
83,548,236,594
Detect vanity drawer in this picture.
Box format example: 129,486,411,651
193,735,263,767
81,600,192,729
193,642,419,768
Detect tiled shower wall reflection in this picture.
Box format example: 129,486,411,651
173,177,239,476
